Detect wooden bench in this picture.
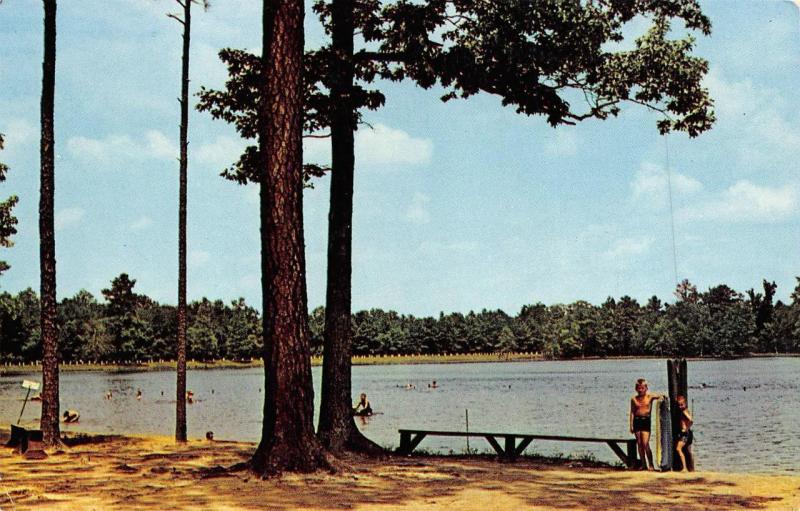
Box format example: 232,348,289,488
397,429,638,467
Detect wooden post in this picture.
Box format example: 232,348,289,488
667,358,688,470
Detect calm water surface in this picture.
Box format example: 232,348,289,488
1,358,797,473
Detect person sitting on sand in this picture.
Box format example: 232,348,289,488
186,390,194,404
629,378,664,470
62,410,80,423
353,393,373,416
675,395,694,472
136,388,142,400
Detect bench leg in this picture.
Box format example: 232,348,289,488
398,431,411,454
504,436,517,461
514,437,534,457
606,441,631,467
626,440,638,468
484,435,505,458
397,432,427,455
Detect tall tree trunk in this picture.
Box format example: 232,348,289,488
39,0,60,446
251,0,328,474
175,0,192,444
317,0,382,455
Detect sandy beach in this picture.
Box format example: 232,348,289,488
1,432,798,511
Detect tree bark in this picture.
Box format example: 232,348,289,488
251,0,328,474
175,0,191,444
39,0,60,446
317,0,382,455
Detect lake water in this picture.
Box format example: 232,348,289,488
1,358,797,474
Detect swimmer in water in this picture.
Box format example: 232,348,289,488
353,393,373,416
62,410,80,423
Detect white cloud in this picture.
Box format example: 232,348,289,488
303,136,329,165
195,135,246,171
67,130,176,165
544,129,578,156
679,180,798,223
55,207,85,231
704,69,800,167
145,130,177,160
130,216,153,231
417,240,478,257
631,162,702,207
1,118,37,151
303,124,433,169
355,124,433,167
603,237,653,260
405,192,431,224
191,43,230,91
67,135,132,163
188,249,211,268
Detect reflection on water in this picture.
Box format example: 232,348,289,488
1,357,797,473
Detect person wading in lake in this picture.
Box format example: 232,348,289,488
629,378,664,470
353,393,373,416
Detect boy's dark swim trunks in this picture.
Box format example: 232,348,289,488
676,429,693,445
633,415,651,432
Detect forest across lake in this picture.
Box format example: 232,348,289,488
2,276,799,364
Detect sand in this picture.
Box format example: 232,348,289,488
1,433,798,511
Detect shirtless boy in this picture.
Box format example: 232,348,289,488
629,378,664,470
675,395,694,471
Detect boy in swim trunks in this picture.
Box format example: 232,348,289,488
629,378,664,470
675,395,694,471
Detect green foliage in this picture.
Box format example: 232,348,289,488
0,288,40,362
199,0,714,190
0,133,19,276
2,276,800,363
372,0,713,135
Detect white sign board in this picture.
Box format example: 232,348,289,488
22,380,40,391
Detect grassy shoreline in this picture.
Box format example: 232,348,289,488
1,430,798,510
0,352,543,374
1,351,797,375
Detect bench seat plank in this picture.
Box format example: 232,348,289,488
397,429,638,468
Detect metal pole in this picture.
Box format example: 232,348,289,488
17,387,31,425
465,409,470,454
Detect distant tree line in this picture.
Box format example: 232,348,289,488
2,274,799,364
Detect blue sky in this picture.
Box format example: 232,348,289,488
1,1,799,317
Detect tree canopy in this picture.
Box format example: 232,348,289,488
3,276,800,364
0,133,19,276
199,0,714,184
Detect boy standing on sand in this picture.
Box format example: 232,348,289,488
629,378,664,470
675,395,694,471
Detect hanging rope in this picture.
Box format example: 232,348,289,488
664,135,679,287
